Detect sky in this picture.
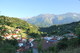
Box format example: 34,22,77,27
0,0,80,18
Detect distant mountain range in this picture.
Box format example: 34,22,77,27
22,13,80,27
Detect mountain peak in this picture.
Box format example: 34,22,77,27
25,13,80,27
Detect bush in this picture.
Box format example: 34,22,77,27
57,41,68,51
48,46,55,52
0,42,16,53
6,39,18,45
68,38,80,47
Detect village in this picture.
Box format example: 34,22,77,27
0,26,78,53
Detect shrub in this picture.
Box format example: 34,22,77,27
57,41,68,50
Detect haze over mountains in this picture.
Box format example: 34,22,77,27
22,13,80,27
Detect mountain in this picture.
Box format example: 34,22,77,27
26,13,80,27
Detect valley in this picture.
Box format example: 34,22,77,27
0,15,80,53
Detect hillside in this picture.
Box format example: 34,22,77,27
0,16,80,53
26,13,80,27
0,16,39,36
39,21,80,35
59,47,80,53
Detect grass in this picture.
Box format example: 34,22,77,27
59,47,80,53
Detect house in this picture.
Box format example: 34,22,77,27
29,38,34,42
43,36,58,43
57,36,64,40
2,33,22,40
14,28,21,33
18,40,24,47
22,37,27,42
3,35,12,39
14,37,21,40
63,33,77,39
12,34,18,37
29,38,34,47
44,36,52,40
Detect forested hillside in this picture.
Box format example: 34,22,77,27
40,21,80,35
0,16,40,34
